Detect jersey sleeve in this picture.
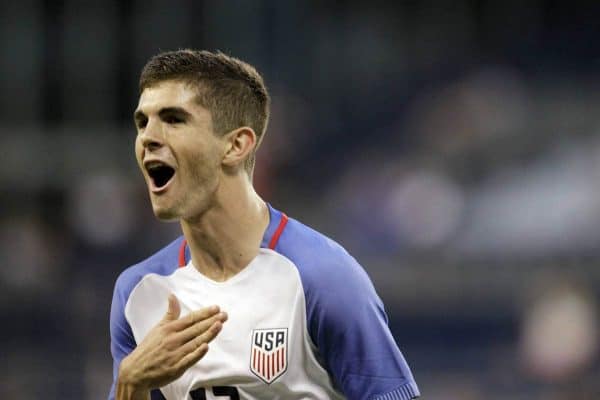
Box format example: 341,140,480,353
108,270,173,400
108,270,136,400
306,254,419,399
274,215,419,400
108,271,168,400
107,238,183,400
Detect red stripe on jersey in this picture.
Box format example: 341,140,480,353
268,213,288,250
279,347,283,369
266,353,270,381
178,239,187,267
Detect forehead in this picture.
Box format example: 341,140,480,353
136,80,207,115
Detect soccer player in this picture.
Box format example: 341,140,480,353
109,49,419,400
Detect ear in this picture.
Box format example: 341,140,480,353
221,126,257,169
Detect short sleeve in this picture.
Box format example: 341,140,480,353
108,271,136,400
307,256,419,399
272,212,420,400
108,272,167,400
309,258,419,400
107,238,183,400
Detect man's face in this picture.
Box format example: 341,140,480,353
134,80,223,221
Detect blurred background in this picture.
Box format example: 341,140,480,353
1,0,600,398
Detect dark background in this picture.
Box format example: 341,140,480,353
1,1,599,398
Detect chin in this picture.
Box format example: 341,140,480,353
152,205,181,221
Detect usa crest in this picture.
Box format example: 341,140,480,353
250,328,288,384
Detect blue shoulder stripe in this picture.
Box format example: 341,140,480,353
268,205,419,399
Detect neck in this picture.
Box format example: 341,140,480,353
180,176,269,282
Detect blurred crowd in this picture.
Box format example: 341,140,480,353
1,1,599,399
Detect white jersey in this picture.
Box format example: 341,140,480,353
109,205,419,400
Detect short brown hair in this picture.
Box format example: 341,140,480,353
139,49,270,174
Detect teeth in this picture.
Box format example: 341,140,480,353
145,161,167,170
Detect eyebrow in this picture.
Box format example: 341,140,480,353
133,107,193,124
158,107,193,120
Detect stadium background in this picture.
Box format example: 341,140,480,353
1,1,599,398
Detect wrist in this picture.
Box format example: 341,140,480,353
117,357,149,396
116,376,149,400
115,380,149,400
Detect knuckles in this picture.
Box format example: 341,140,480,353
162,335,179,350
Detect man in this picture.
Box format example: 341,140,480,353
109,49,419,400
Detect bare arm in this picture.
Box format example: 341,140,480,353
116,294,227,400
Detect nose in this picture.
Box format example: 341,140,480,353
139,118,164,151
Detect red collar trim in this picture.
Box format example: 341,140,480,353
268,213,288,250
178,239,187,267
177,213,289,267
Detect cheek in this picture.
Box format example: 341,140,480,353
134,137,144,166
187,139,222,171
185,151,219,186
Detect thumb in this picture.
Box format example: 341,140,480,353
162,294,181,322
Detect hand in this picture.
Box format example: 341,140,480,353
116,294,227,398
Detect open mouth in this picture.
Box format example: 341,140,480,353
146,162,175,189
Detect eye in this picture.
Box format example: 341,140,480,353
136,118,148,130
164,115,184,124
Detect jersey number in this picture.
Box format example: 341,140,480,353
189,386,239,400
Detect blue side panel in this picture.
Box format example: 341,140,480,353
271,208,420,400
108,237,184,400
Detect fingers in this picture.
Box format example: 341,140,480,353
169,304,222,331
177,320,224,366
175,311,228,347
124,299,227,390
173,315,227,372
161,294,181,323
176,342,210,372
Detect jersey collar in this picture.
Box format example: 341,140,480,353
178,203,288,267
